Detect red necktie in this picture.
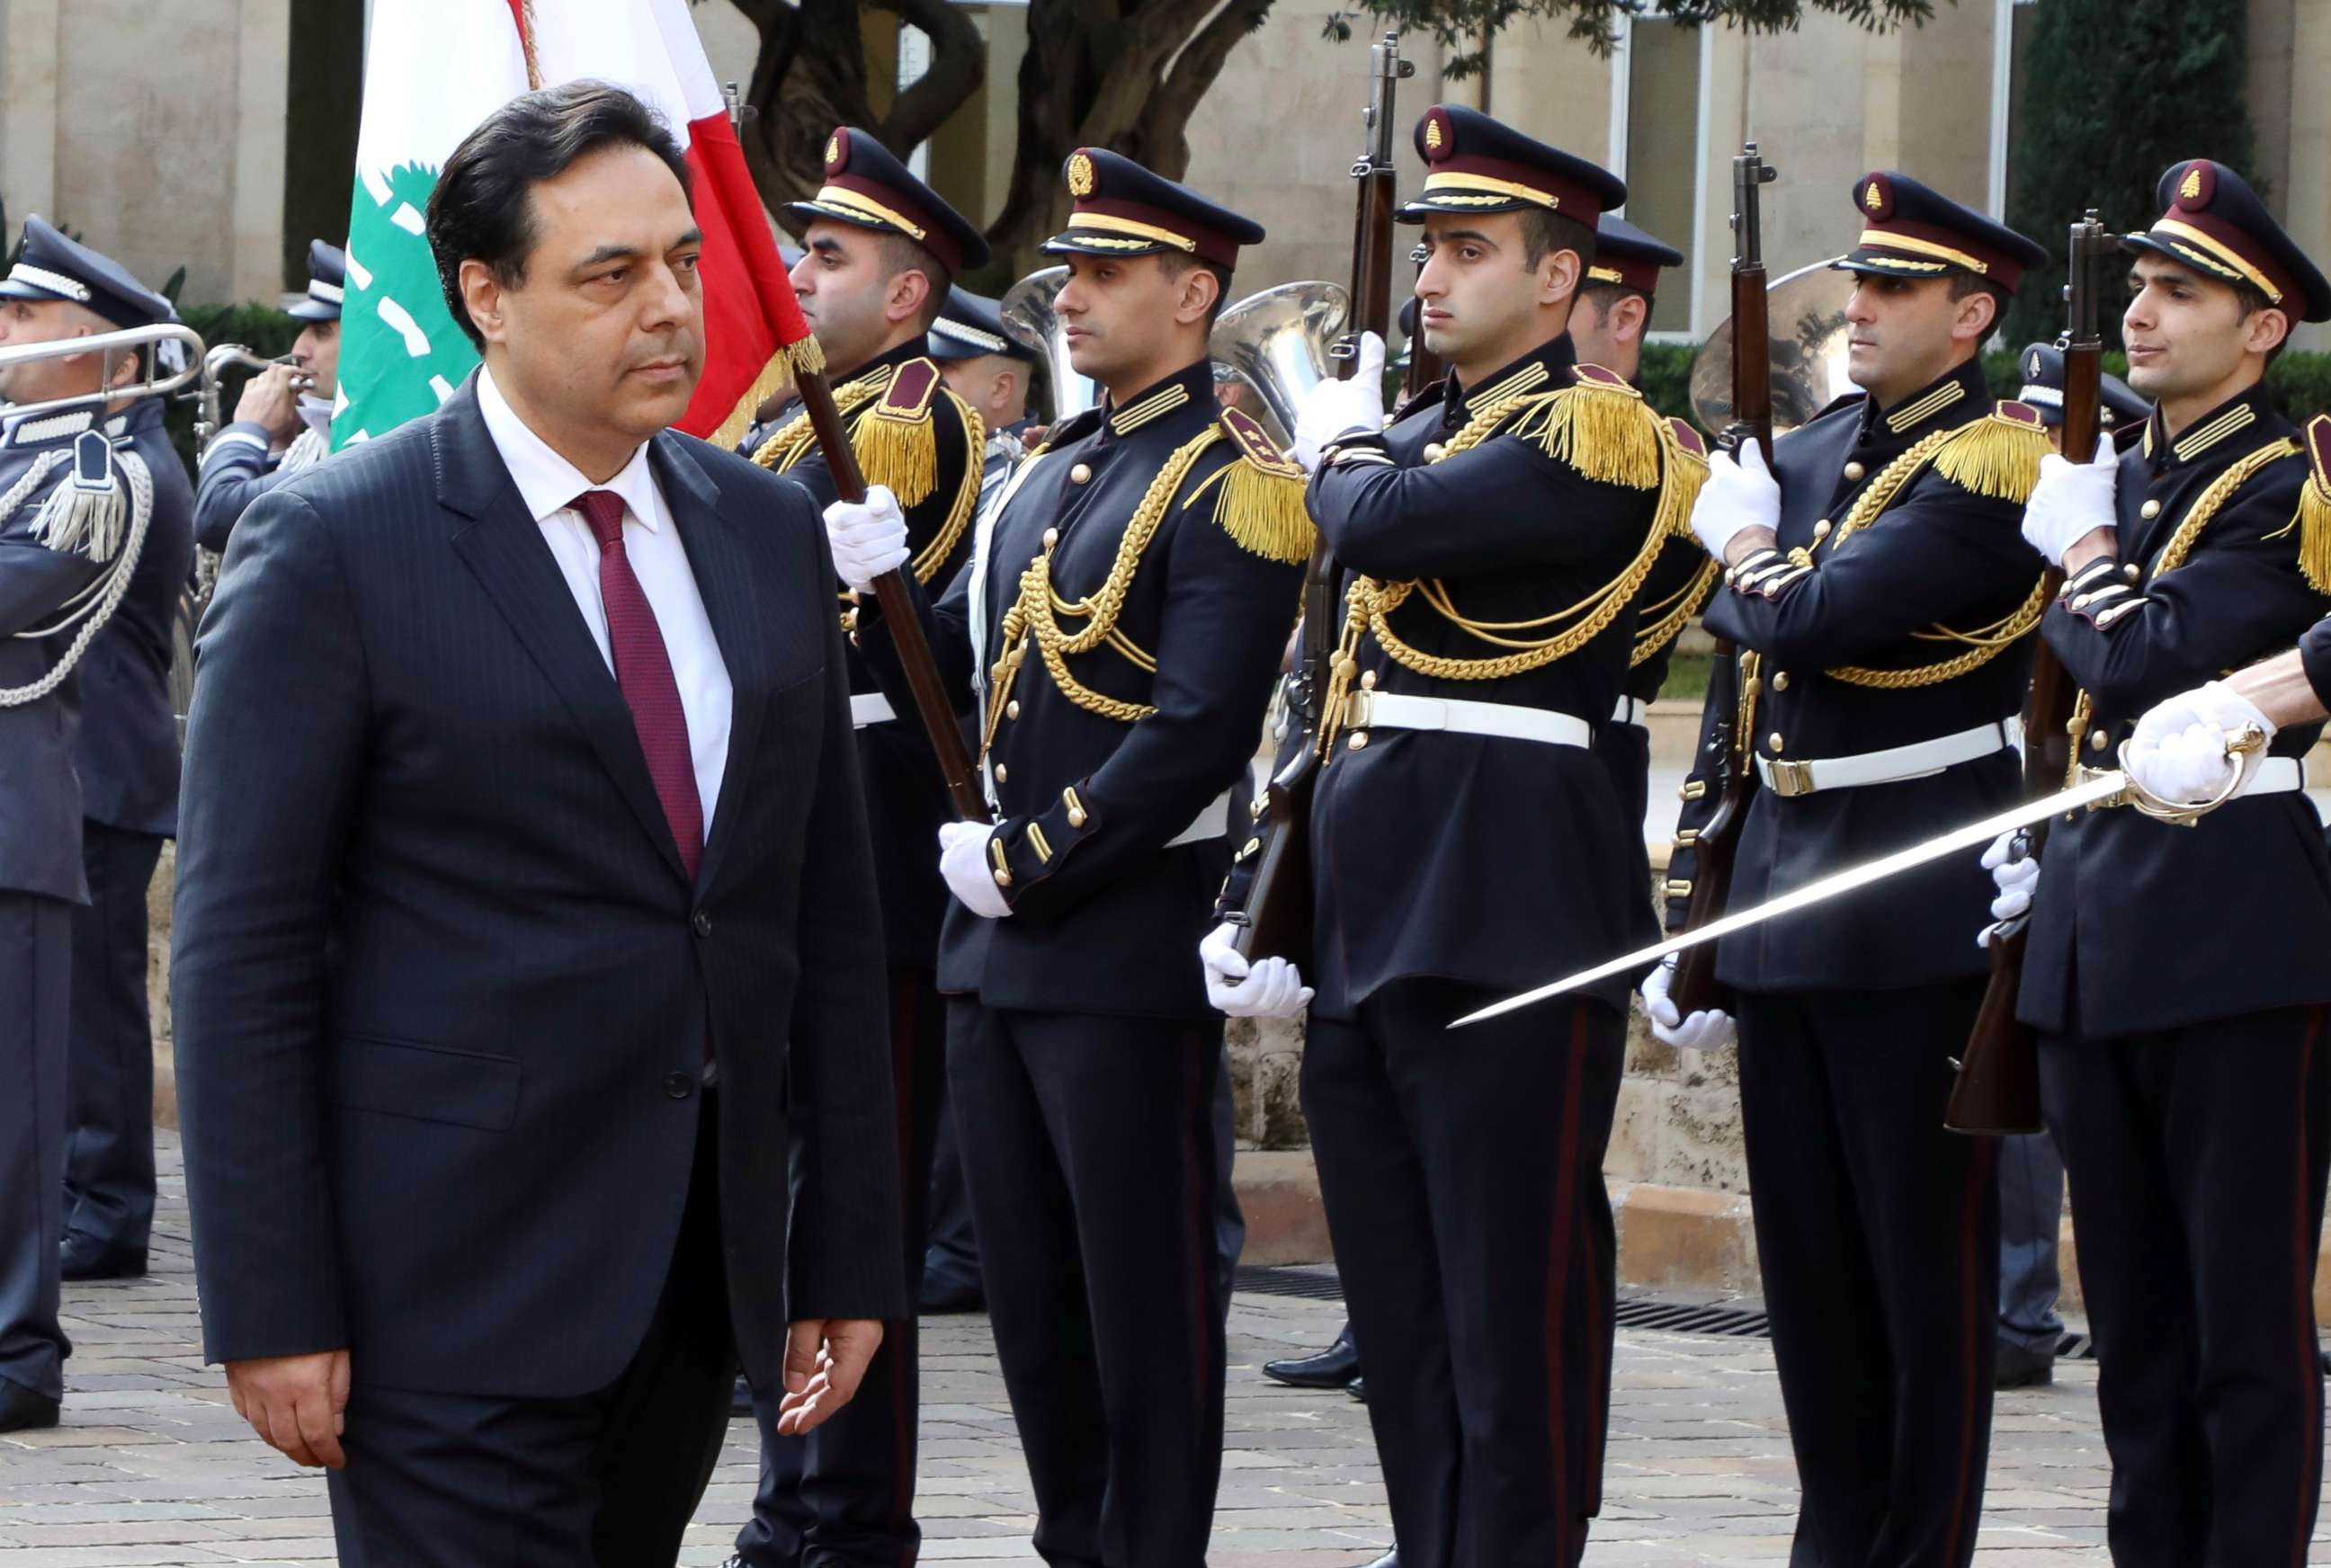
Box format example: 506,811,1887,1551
576,490,703,882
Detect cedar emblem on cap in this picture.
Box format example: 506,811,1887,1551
1424,116,1444,151
1862,176,1889,215
1067,152,1095,197
2029,352,2043,377
825,133,842,170
2179,165,2204,203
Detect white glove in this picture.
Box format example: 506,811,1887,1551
1640,958,1736,1052
937,820,1013,920
1291,332,1388,474
1689,439,1782,562
2020,433,2117,566
825,485,909,593
1199,921,1313,1019
2125,680,2278,806
1980,829,2041,925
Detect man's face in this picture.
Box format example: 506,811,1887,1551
1413,211,1560,370
0,296,111,406
470,144,703,443
293,319,340,401
1053,253,1190,385
790,221,902,377
2121,254,2275,403
1842,272,1972,399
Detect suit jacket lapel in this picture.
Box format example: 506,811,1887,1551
652,433,767,895
437,384,693,886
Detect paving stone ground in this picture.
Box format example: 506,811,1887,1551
7,1134,2328,1564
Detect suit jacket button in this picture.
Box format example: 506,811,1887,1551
2140,498,2162,520
664,1072,693,1099
692,910,713,937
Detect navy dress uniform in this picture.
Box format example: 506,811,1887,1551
734,129,987,1568
1663,175,2051,1566
2015,162,2331,1565
0,218,184,1429
1226,109,1687,1565
1585,214,1714,871
191,239,343,554
857,151,1303,1568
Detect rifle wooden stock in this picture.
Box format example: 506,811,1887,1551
1946,216,2106,1135
798,371,992,823
1233,33,1407,964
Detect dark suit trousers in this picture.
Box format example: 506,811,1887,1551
63,823,163,1256
1303,983,1624,1568
2039,1008,2331,1568
1734,983,1997,1568
1995,1131,2065,1356
948,1001,1228,1568
326,1095,734,1568
740,965,948,1566
0,893,72,1403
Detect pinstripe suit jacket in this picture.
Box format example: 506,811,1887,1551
171,378,904,1397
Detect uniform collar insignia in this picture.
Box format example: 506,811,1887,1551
1445,334,1577,424
1103,359,1213,437
2147,382,2278,470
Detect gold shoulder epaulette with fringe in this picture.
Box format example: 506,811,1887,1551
1187,405,1311,566
1930,399,2051,503
1477,361,1665,493
2292,414,2331,593
853,357,946,509
1656,414,1710,541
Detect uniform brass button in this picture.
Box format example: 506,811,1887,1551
1067,806,1087,828
2088,728,2109,751
992,866,1013,887
1423,441,1447,461
1772,671,1790,692
1006,699,1021,720
2140,498,2162,520
2123,563,2142,584
1843,461,1866,482
664,1072,694,1100
1768,732,1785,753
1349,731,1370,751
1069,462,1093,485
1360,670,1378,690
994,763,1008,783
1242,838,1261,857
1042,527,1059,549
1812,519,1832,540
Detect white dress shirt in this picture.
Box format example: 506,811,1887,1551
476,367,733,836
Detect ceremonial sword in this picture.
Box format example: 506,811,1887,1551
1448,726,2269,1030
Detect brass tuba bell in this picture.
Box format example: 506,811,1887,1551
1208,280,1350,447
1686,258,1859,438
999,266,1101,425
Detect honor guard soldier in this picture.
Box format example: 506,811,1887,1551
2017,340,2148,451
728,129,987,1568
192,239,344,553
1209,107,1693,1565
1571,212,1714,869
828,149,1303,1567
1653,174,2051,1564
2000,160,2331,1564
0,217,189,1430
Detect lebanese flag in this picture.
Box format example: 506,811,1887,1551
336,0,817,451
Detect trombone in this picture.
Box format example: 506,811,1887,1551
194,343,309,453
0,321,208,422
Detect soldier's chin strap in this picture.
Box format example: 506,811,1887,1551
2,428,154,708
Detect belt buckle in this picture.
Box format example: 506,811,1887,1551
1765,758,1816,798
1342,689,1374,731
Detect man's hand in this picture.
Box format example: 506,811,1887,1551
826,486,911,594
2126,680,2277,806
773,1318,884,1436
1690,440,1782,566
1291,332,1387,474
937,820,1013,918
1640,958,1736,1052
225,1349,350,1469
1199,921,1313,1019
2021,432,2118,566
230,364,306,444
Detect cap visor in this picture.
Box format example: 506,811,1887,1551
0,279,70,305
285,299,339,322
781,201,903,242
1832,248,1960,279
1041,229,1175,259
1396,194,1532,225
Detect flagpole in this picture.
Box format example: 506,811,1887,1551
794,373,992,823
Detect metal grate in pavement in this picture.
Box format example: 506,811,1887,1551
1613,1297,1771,1338
1234,1264,1344,1302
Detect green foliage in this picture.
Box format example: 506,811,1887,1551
1979,346,2331,426
1638,342,1698,425
158,301,304,476
2002,0,2255,350
1331,0,1940,68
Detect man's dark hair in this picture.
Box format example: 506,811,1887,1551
1158,252,1234,331
2231,278,2291,364
425,80,693,351
1519,209,1597,276
874,231,953,334
1576,280,1650,323
1946,272,2012,337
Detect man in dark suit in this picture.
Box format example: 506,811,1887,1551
172,83,904,1564
0,215,184,1434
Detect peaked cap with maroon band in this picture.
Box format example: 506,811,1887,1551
1831,172,2045,293
1042,148,1263,270
1398,104,1626,228
781,127,989,274
2125,159,2331,323
1589,213,1683,296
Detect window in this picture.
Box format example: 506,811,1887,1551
1607,13,1710,336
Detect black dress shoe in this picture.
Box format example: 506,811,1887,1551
0,1378,58,1433
919,1270,985,1314
58,1232,145,1282
1347,1376,1368,1403
730,1375,753,1417
1995,1341,2054,1389
1264,1325,1359,1388
1354,1554,1398,1568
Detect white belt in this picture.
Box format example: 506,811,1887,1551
1755,720,2013,797
1611,695,1648,727
2249,757,2308,795
851,691,896,729
1165,788,1237,848
1344,690,1593,749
